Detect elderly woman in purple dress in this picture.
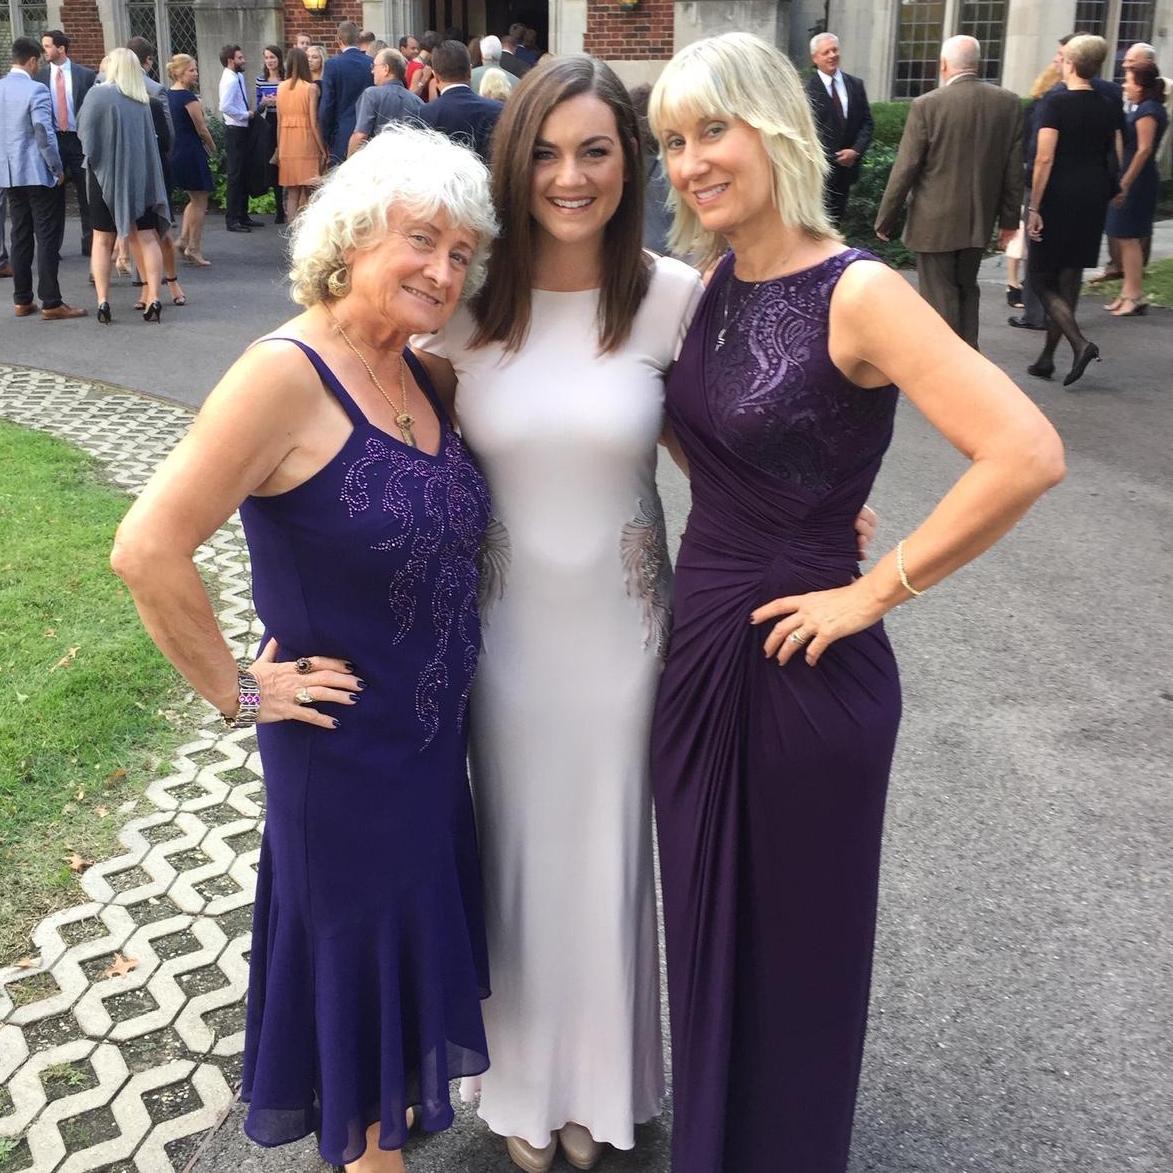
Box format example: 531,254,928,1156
647,33,1065,1173
112,124,498,1173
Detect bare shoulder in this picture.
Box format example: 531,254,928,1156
831,257,911,318
199,329,325,426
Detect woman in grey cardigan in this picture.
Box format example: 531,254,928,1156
78,48,170,323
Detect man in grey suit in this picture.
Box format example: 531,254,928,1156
0,37,86,319
126,36,174,139
37,30,95,255
875,35,1023,349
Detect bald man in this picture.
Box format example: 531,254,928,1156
876,35,1023,349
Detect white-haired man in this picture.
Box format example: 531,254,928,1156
805,32,873,227
471,34,516,94
876,35,1023,349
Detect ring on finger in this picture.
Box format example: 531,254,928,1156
789,630,811,646
295,687,314,705
295,657,312,674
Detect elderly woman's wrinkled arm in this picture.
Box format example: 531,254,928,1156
111,347,358,727
753,261,1065,667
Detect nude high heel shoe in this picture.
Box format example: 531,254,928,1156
506,1134,557,1173
559,1122,604,1170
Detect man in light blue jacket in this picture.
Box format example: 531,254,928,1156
0,37,85,319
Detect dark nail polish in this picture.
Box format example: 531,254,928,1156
344,661,355,672
349,693,361,703
332,718,341,729
355,679,367,690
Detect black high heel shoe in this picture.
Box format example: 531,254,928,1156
142,300,162,323
96,301,112,325
1063,341,1100,387
1027,357,1055,379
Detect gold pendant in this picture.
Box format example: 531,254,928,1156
396,412,416,448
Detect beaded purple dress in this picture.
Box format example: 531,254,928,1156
238,340,491,1166
652,250,903,1172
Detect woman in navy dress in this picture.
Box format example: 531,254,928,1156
1104,63,1168,316
112,125,500,1173
165,54,215,266
647,34,1065,1173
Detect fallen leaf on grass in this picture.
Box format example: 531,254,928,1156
14,689,28,703
15,956,40,969
104,953,138,978
50,646,81,672
43,627,56,638
95,806,109,818
107,767,128,783
75,786,85,802
65,852,93,873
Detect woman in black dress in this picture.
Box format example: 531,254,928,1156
1104,63,1168,316
1026,34,1123,387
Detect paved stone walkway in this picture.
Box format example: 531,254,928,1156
0,365,263,1173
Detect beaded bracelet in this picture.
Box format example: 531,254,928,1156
897,539,924,599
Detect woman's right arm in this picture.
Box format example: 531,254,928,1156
111,344,358,728
186,97,217,156
1027,125,1057,240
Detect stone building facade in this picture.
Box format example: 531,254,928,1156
3,0,1168,99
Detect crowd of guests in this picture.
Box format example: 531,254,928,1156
0,18,544,323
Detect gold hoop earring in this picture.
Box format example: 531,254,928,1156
327,267,350,298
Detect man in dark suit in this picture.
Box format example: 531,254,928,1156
499,30,531,80
875,35,1023,349
319,21,374,165
805,32,873,227
416,40,503,163
37,30,95,255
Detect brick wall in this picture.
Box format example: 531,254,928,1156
59,0,105,69
281,0,365,50
584,0,673,60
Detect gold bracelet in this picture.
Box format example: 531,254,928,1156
897,539,924,598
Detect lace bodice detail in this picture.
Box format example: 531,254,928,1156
706,250,897,496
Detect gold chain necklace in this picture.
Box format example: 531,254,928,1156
324,305,416,448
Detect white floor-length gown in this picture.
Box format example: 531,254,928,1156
415,255,703,1149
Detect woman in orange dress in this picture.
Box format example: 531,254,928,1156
276,48,327,222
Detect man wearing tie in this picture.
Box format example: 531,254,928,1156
805,32,873,227
0,37,86,318
37,30,95,256
218,44,260,233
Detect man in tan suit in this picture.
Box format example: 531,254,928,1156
875,35,1023,348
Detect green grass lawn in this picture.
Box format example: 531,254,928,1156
1085,256,1173,307
0,421,191,963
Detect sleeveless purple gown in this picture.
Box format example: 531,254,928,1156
238,340,491,1166
652,250,903,1172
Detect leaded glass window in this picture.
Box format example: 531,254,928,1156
959,0,1008,84
893,0,946,99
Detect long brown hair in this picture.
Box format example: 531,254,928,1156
285,47,311,86
471,55,651,354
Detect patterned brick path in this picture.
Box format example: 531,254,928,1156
0,366,265,1173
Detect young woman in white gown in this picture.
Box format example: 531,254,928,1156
413,54,876,1171
413,57,702,1172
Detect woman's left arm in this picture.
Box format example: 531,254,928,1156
752,261,1065,666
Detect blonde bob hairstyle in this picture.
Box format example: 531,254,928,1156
104,46,150,103
1064,34,1109,80
649,31,836,268
288,122,499,307
166,53,196,84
